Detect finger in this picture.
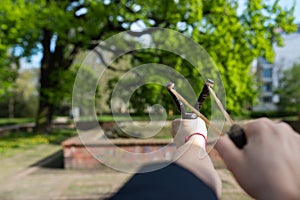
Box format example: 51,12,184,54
172,118,207,136
193,117,207,137
243,117,273,138
215,135,244,173
171,118,182,137
277,121,298,135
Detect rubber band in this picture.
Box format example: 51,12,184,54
184,133,207,144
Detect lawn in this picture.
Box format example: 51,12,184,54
0,122,172,158
98,114,181,122
0,118,34,126
0,128,77,158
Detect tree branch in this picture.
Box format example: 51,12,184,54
127,28,158,37
93,48,127,72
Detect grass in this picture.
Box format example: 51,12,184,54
0,122,171,158
281,115,299,121
0,118,34,126
153,126,172,139
97,114,181,122
0,128,77,158
103,120,173,139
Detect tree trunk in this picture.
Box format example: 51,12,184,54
8,96,14,118
35,59,56,133
35,92,55,133
35,30,56,133
34,29,74,133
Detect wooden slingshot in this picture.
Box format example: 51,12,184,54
166,80,247,149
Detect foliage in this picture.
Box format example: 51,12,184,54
104,0,297,116
250,110,297,119
276,63,300,113
0,0,33,96
193,0,297,115
0,69,38,117
0,0,297,132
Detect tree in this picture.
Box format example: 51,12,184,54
112,0,297,115
276,63,300,114
0,0,297,132
0,68,39,118
0,0,33,97
194,0,297,114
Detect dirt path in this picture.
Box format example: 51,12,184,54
0,143,253,200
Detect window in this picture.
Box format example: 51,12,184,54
263,83,272,92
263,96,272,103
259,57,271,64
263,68,272,78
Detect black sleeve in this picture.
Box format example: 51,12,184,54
109,162,218,200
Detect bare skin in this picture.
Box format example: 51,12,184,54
171,118,222,198
215,118,300,200
171,117,300,200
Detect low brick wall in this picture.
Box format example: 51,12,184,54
62,130,177,169
62,131,222,170
62,142,177,169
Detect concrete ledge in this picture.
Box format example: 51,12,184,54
0,123,35,135
62,130,223,169
62,130,176,169
62,136,173,147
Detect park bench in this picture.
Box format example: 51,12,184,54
0,123,35,135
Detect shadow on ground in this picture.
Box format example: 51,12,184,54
30,150,64,169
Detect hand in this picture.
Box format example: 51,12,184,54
215,118,300,200
171,117,222,198
171,117,207,148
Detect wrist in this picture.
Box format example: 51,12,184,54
185,133,207,148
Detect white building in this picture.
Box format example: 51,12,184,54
253,24,300,111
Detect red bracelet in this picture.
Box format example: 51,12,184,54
185,133,207,144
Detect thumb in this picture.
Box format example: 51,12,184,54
215,135,244,173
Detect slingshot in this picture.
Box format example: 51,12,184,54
166,80,247,149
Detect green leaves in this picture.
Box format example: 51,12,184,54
191,0,297,115
0,0,298,121
276,63,300,113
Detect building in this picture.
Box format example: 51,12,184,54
253,24,300,111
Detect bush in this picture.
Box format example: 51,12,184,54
250,110,298,119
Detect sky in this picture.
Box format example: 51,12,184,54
20,0,300,70
279,0,300,21
238,0,300,22
274,0,300,22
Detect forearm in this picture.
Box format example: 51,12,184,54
174,137,222,198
